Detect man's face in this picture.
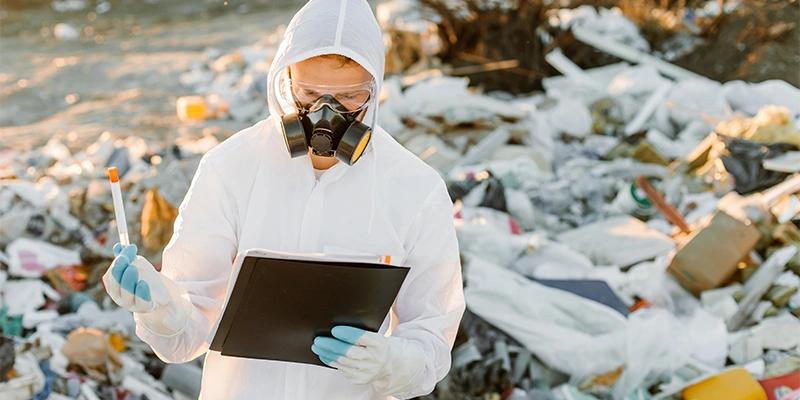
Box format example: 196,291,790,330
288,57,373,119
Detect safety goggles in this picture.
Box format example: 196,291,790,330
279,76,376,114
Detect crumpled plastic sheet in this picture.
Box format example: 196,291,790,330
464,255,727,399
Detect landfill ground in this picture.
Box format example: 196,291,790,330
0,0,326,150
2,0,800,400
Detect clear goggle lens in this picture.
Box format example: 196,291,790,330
279,76,375,113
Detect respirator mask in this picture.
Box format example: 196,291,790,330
278,74,375,166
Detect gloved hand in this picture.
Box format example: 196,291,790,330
311,326,426,397
102,243,192,337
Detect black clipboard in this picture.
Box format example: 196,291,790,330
208,250,410,367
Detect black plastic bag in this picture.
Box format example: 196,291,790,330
720,137,798,195
447,172,508,212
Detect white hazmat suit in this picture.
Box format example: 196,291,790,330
132,0,466,398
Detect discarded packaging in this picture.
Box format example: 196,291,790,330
682,368,767,400
668,211,762,295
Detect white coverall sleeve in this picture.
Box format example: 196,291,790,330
391,182,466,398
134,155,238,363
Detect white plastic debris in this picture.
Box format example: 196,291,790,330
51,0,88,13
0,352,46,399
701,284,742,321
606,64,671,97
572,25,703,81
401,76,470,116
22,309,60,329
722,80,800,117
455,127,513,168
75,300,136,335
404,134,460,173
545,49,603,91
2,279,61,317
465,255,628,379
121,376,173,400
729,334,763,365
456,216,528,267
53,23,80,41
465,255,720,398
5,238,81,278
728,246,799,331
551,6,651,52
543,62,630,103
549,99,592,138
656,79,729,136
748,314,800,350
4,180,65,209
624,82,672,136
763,151,800,173
95,1,111,14
512,235,595,279
557,217,676,268
504,188,540,231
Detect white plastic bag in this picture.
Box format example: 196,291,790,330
5,238,81,278
464,255,628,380
512,235,595,279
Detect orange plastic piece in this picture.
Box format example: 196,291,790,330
176,96,207,121
108,333,126,352
630,299,650,312
108,167,119,183
683,368,768,400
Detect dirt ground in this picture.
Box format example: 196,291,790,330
0,0,383,152
673,0,800,87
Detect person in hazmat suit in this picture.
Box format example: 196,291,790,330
101,0,466,398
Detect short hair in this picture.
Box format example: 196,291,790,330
316,53,358,69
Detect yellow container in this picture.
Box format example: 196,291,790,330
108,333,126,352
176,96,207,121
683,368,767,400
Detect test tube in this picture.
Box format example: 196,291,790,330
108,167,130,246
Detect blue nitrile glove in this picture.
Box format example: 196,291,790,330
311,326,426,397
102,243,191,336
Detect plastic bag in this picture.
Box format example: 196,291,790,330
464,255,628,380
612,310,691,399
504,188,539,231
449,172,508,212
720,137,797,195
513,235,595,279
456,214,528,267
5,238,82,278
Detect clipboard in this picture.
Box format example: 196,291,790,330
208,249,410,367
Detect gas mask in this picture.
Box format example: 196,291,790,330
279,77,374,166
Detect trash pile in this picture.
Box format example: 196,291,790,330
0,131,215,399
395,72,800,399
375,1,800,399
2,1,800,399
173,32,281,124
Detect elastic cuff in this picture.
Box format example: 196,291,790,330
135,300,191,338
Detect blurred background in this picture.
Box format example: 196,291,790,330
1,0,799,399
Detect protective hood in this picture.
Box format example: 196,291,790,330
267,0,385,135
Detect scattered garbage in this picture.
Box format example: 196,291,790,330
0,129,211,398
50,0,88,13
682,368,768,400
52,23,80,42
175,40,276,124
